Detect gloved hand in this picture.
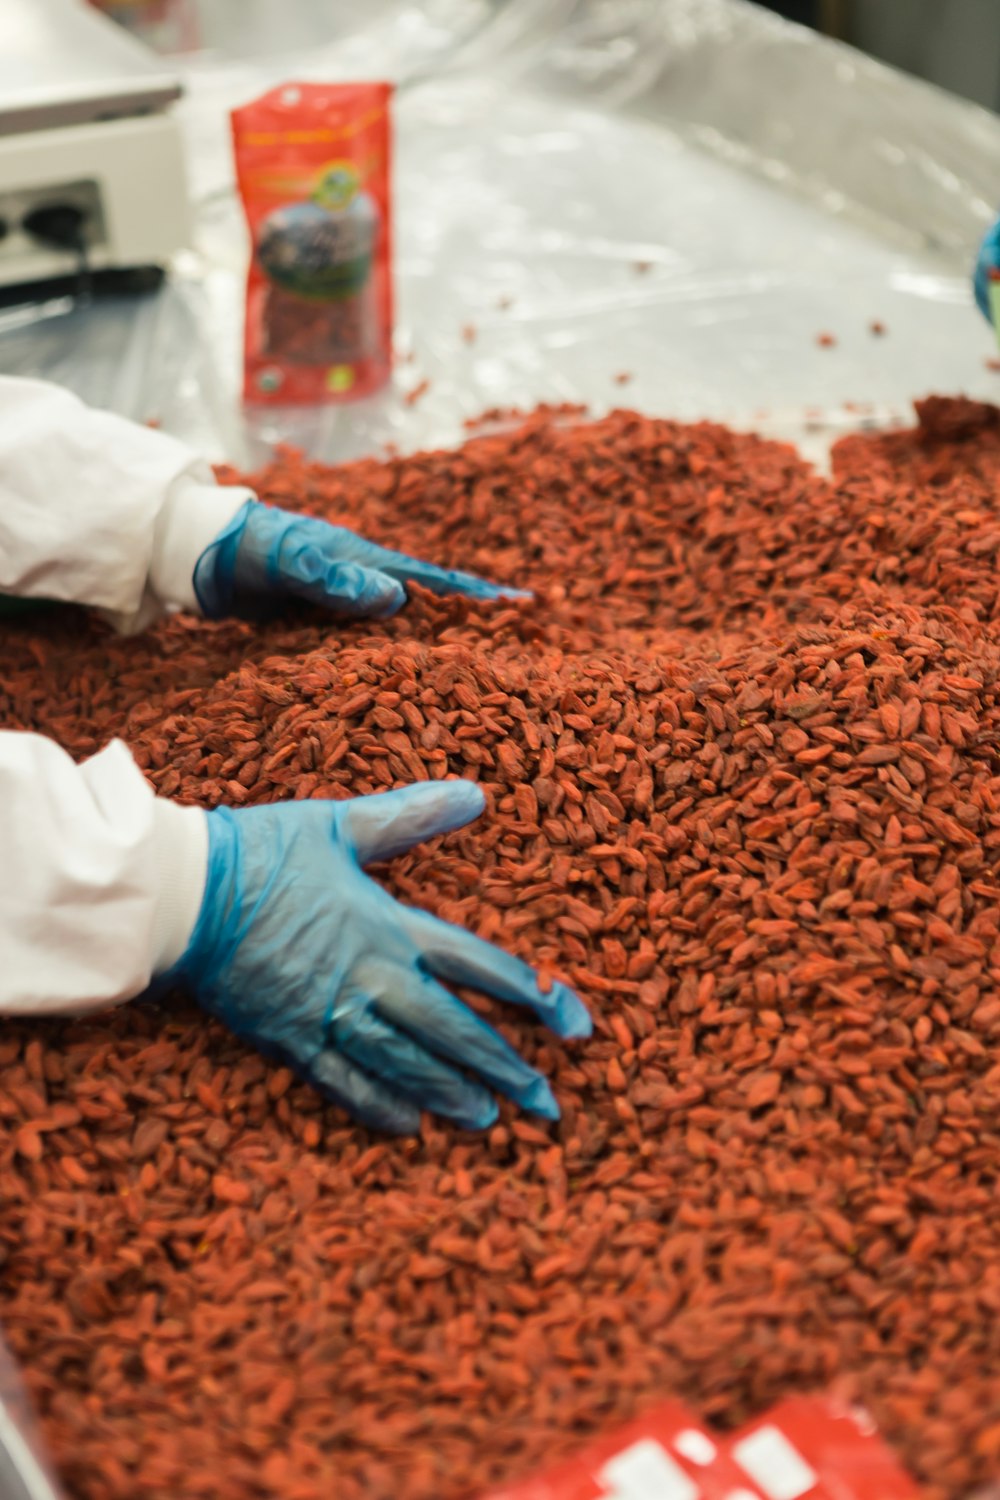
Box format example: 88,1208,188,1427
193,498,526,621
166,780,590,1133
974,216,1000,323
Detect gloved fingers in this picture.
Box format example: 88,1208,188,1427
374,971,560,1119
304,1048,421,1135
196,501,529,621
330,1001,499,1129
341,779,485,864
282,543,406,619
375,551,532,603
396,907,592,1041
974,218,1000,322
325,527,531,602
194,504,408,622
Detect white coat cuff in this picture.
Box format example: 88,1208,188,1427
102,480,252,634
150,799,209,973
150,479,253,615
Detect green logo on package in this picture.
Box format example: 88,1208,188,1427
313,164,360,212
327,366,355,393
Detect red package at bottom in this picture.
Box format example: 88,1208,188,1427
478,1396,918,1500
728,1398,917,1500
231,82,393,406
480,1401,763,1500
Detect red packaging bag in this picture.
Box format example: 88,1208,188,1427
478,1395,920,1500
726,1397,918,1500
479,1400,769,1500
231,82,393,406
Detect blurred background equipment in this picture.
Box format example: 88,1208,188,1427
760,0,1000,109
0,0,190,305
85,0,200,53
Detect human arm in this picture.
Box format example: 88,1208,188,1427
0,732,587,1130
974,218,1000,324
0,731,206,1015
0,375,247,633
0,376,521,633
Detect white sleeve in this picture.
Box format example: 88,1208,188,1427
0,376,251,633
0,732,208,1017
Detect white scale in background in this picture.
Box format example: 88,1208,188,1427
0,0,190,300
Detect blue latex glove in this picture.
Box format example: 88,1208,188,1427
166,781,591,1134
973,215,1000,323
194,499,527,621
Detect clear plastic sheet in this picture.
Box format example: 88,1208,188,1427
0,1336,64,1500
2,0,1000,470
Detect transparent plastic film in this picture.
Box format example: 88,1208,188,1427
2,0,1000,466
0,1335,65,1500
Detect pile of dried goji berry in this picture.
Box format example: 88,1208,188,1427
3,398,1000,1500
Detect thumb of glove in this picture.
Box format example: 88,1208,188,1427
342,780,487,865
